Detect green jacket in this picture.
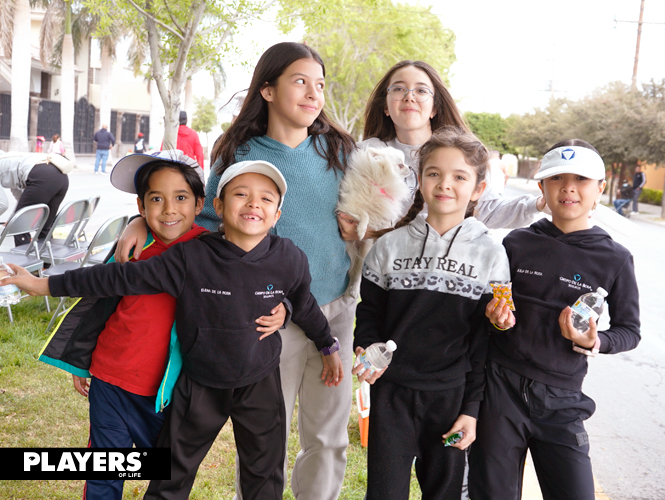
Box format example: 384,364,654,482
38,233,183,413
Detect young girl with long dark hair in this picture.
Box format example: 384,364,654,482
114,42,357,500
351,60,545,230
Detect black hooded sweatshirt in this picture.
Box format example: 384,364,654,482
490,219,640,391
48,233,333,390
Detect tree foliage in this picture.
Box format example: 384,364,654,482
83,0,276,144
464,112,514,154
279,0,456,139
507,80,665,214
192,96,217,134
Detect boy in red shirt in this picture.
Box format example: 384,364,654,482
37,151,286,500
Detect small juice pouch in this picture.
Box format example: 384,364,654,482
490,282,516,311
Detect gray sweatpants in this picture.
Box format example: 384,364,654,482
235,294,356,500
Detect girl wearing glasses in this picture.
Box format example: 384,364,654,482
338,61,546,240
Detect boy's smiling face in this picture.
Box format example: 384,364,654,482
138,168,203,245
539,173,605,233
213,172,282,252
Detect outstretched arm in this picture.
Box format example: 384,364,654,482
2,264,50,296
476,187,545,229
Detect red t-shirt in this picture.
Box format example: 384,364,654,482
89,224,208,396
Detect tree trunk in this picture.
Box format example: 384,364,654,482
149,79,165,150
184,78,193,116
99,42,113,130
162,96,181,148
9,0,31,152
60,32,77,165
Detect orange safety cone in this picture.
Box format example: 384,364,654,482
356,381,370,447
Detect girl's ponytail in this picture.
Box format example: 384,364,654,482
374,190,425,238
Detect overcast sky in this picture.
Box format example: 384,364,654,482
190,0,665,121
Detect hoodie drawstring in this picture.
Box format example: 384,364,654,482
442,226,462,262
420,224,462,263
419,224,430,261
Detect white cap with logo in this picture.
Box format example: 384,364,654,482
216,160,288,210
535,146,606,181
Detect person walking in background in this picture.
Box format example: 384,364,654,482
631,164,646,214
48,134,66,156
174,111,204,169
93,124,115,174
134,132,146,154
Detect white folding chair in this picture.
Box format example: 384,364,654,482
42,215,129,333
76,195,101,244
0,204,50,322
12,199,89,266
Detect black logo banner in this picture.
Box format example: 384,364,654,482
0,448,170,480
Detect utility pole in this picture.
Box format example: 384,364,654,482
631,0,645,91
615,0,665,91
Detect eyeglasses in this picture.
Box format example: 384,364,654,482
387,86,434,102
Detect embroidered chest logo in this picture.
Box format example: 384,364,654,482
255,284,284,299
559,272,593,292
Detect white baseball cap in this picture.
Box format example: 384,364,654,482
216,160,287,210
110,149,203,194
535,146,606,181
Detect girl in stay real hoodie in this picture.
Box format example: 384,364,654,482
353,127,510,500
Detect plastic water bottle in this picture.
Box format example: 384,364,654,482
570,287,608,333
0,258,21,307
355,340,397,376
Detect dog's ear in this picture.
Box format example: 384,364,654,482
366,147,383,160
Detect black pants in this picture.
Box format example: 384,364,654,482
144,369,286,500
367,379,466,500
468,362,596,500
14,163,69,245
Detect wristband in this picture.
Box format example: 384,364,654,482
320,337,340,356
572,337,601,357
493,323,511,331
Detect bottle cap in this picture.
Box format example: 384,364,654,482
386,340,397,352
596,287,608,298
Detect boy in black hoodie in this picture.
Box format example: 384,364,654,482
5,160,343,500
468,140,640,500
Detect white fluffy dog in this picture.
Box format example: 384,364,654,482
337,146,412,297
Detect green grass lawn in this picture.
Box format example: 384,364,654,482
0,296,420,499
